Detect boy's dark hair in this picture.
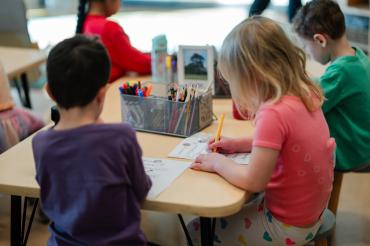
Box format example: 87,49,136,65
47,35,111,109
293,0,346,40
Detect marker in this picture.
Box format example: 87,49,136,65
133,84,138,95
146,84,153,97
183,86,188,102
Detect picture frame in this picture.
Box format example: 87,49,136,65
213,60,231,98
177,45,215,92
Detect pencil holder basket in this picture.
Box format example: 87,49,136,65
120,89,213,137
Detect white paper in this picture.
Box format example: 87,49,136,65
143,157,191,199
168,132,251,165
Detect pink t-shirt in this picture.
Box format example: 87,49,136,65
253,96,335,226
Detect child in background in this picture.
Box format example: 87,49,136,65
76,0,151,82
188,16,335,246
0,64,44,154
32,35,151,245
293,0,370,171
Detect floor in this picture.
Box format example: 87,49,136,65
0,6,369,246
1,174,369,246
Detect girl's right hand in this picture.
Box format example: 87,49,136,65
208,136,238,154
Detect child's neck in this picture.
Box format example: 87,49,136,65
88,3,108,17
54,106,101,131
330,36,355,61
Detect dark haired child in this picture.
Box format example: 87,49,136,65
32,35,151,245
294,0,370,171
76,0,151,82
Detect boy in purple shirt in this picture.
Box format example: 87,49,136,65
32,35,152,245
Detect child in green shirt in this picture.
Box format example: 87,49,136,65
293,0,370,171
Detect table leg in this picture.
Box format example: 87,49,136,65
11,195,22,246
24,198,39,245
177,214,193,246
20,73,32,109
200,217,213,246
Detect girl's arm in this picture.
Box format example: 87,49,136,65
191,146,278,192
194,106,284,192
208,137,253,154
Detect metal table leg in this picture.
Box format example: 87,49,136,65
11,195,22,246
200,217,213,246
10,196,39,246
20,73,32,109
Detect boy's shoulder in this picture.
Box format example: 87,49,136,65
321,62,347,84
32,123,138,161
90,123,136,139
96,123,135,134
321,49,370,88
325,48,369,75
33,123,136,144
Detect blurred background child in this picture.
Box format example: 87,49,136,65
76,0,151,82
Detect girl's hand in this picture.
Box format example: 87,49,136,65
190,153,229,173
208,136,238,154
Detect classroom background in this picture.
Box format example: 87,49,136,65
0,0,370,245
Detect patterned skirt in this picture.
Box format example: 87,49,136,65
0,107,44,154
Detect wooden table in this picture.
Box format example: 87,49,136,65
0,78,253,246
0,46,47,108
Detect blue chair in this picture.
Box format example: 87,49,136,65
311,209,336,246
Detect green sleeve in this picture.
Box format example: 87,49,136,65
319,68,345,114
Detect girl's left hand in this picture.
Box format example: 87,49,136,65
190,153,228,173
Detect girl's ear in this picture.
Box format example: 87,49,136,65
45,84,56,101
96,84,108,105
313,34,327,48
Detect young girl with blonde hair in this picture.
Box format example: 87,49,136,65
188,16,335,246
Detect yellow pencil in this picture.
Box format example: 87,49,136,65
213,113,225,152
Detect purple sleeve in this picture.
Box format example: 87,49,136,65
32,132,44,184
128,131,152,203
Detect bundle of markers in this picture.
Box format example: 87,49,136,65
167,84,198,102
119,81,153,97
167,84,200,135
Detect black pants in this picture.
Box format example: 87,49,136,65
249,0,302,22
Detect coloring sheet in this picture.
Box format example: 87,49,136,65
168,132,251,164
143,157,191,199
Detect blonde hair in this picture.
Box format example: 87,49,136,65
218,16,323,116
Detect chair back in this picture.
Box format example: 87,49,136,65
0,0,32,47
